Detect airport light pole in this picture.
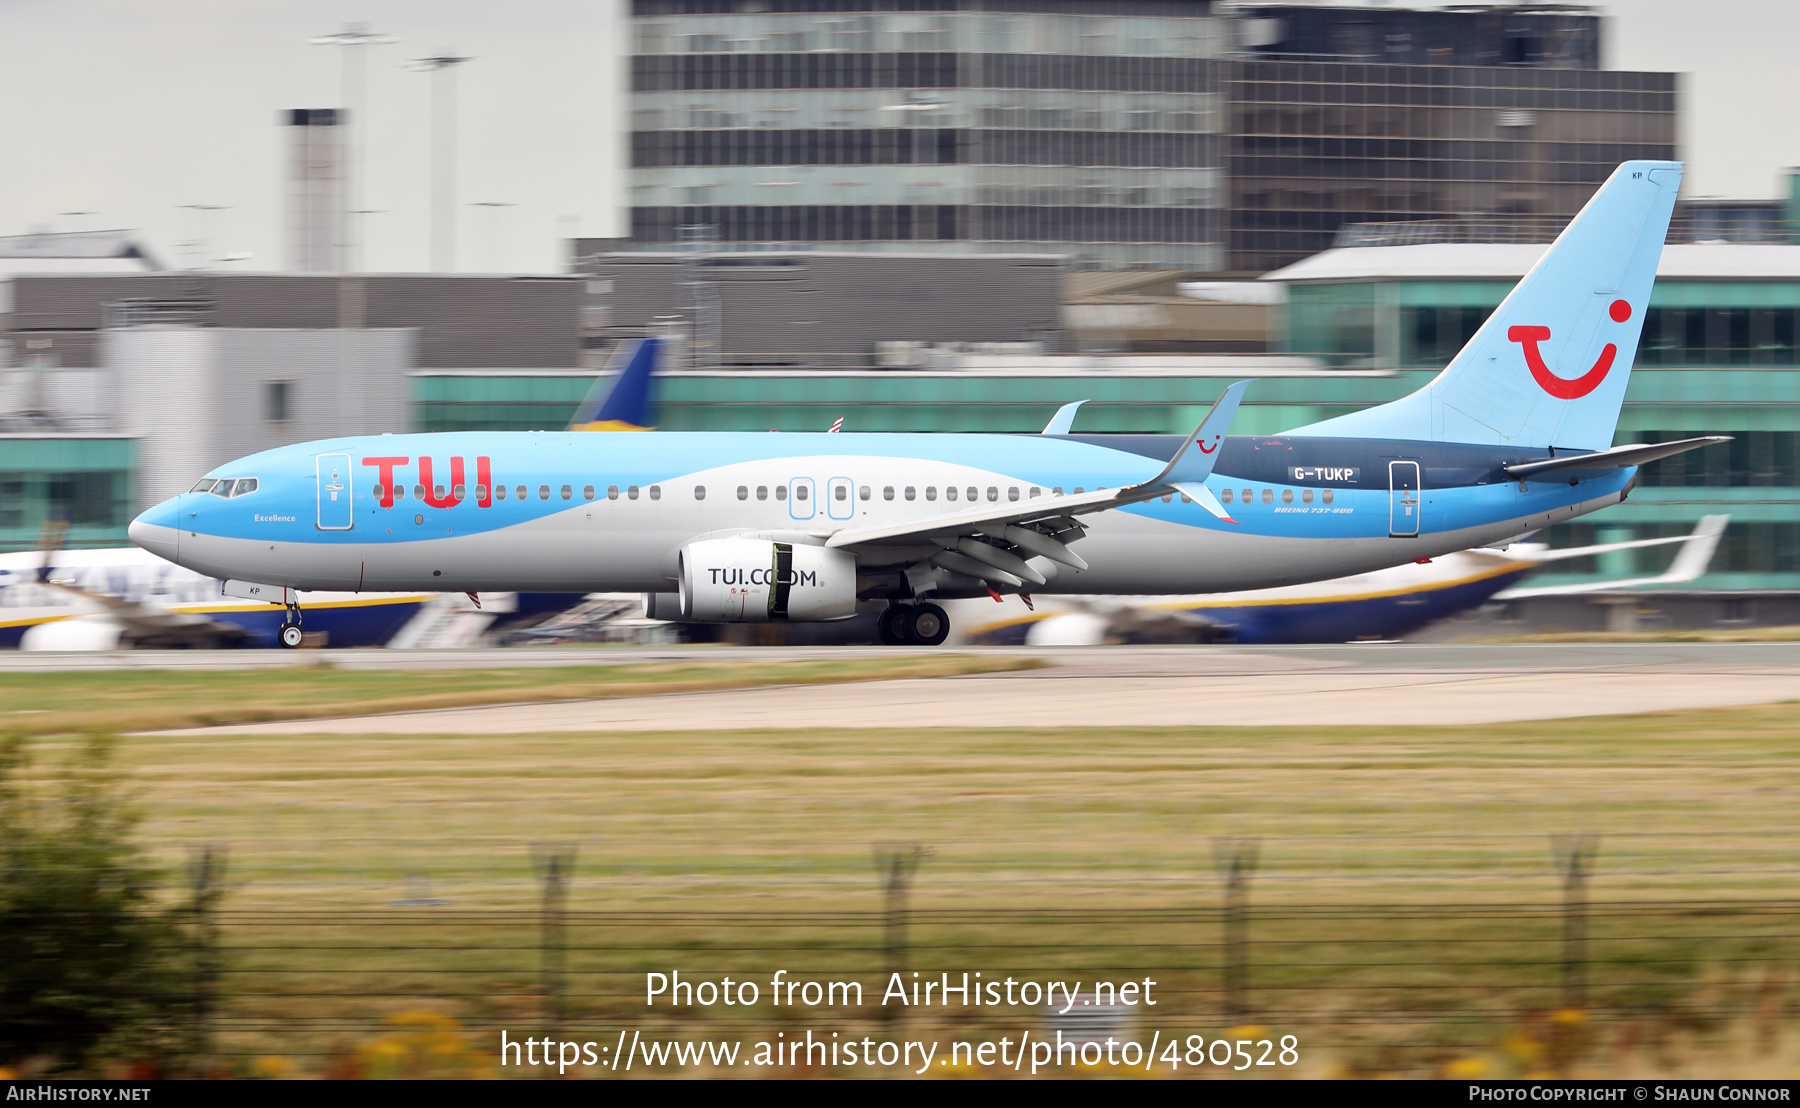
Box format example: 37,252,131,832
406,50,474,272
311,23,398,273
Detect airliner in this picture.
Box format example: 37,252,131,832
129,161,1728,647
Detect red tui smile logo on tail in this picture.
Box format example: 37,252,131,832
1509,299,1632,400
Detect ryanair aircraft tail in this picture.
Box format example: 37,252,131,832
1292,160,1682,452
569,337,662,432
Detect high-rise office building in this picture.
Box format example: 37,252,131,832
624,2,1677,274
628,1,1232,270
285,108,346,273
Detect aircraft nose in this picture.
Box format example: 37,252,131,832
129,499,182,563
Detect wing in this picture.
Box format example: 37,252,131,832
824,381,1253,589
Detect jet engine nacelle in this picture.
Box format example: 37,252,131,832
676,538,857,622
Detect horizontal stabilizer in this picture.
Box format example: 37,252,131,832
1504,436,1730,479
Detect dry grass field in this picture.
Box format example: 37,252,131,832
12,666,1799,1077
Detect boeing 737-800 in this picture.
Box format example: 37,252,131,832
129,161,1727,647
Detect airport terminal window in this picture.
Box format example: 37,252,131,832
776,485,787,500
738,485,749,500
561,485,573,500
694,485,706,500
649,485,662,500
539,485,550,500
265,381,291,423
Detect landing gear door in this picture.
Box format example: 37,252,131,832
1388,460,1421,537
316,453,354,531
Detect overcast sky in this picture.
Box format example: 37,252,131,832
1,0,1794,274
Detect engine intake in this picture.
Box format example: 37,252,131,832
675,538,857,623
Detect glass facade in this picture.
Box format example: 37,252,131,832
1229,63,1678,271
0,437,135,552
628,2,1230,270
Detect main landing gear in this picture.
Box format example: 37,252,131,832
278,600,304,649
877,602,950,647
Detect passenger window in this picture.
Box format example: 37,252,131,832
1029,487,1040,498
795,485,807,501
649,485,662,500
1007,487,1018,501
905,486,916,501
968,487,979,501
1302,489,1314,504
1322,489,1334,505
738,485,749,500
515,485,526,500
475,485,489,500
946,487,958,502
628,485,640,500
538,485,550,500
494,484,505,500
190,478,216,493
1052,487,1063,496
394,485,406,501
237,478,258,495
561,485,573,500
586,485,598,500
1073,487,1085,494
859,485,870,501
925,487,937,501
883,486,895,501
1281,489,1293,504
834,485,847,501
453,484,465,499
756,485,767,500
1261,489,1273,504
694,485,706,500
1241,488,1252,503
435,485,447,500
1221,489,1233,503
372,485,384,499
986,487,997,502
776,485,787,501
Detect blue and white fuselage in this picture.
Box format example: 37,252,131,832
127,161,1723,646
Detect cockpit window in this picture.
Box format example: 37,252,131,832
207,478,259,498
191,479,217,493
211,480,237,498
235,478,258,496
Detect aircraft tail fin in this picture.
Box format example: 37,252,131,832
1290,160,1682,451
569,337,661,431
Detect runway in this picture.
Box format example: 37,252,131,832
130,642,1800,734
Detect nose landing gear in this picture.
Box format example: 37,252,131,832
278,600,304,649
876,602,951,647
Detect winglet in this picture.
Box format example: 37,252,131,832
1042,400,1087,435
1661,513,1728,583
569,337,661,431
1136,380,1253,490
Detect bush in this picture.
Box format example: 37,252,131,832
0,735,199,1072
